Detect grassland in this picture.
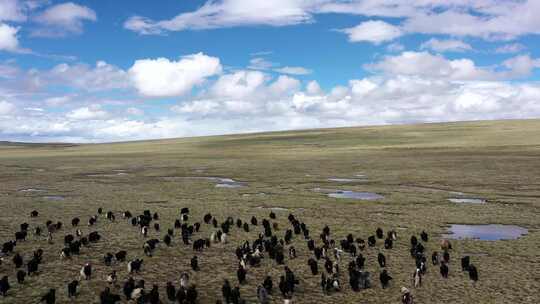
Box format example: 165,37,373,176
0,119,539,304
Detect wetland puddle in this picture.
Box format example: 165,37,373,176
327,174,368,183
242,192,268,197
19,188,47,193
256,206,290,211
18,188,66,201
86,172,129,177
41,195,65,201
329,191,383,200
161,176,247,188
448,198,486,204
401,184,465,195
442,224,528,240
215,178,246,188
327,178,367,182
314,188,384,200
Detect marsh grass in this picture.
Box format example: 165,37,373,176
0,119,539,303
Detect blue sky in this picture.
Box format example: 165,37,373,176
1,0,540,142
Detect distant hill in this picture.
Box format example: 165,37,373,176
0,141,77,148
0,119,539,157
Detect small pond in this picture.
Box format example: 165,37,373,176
161,176,246,188
256,206,290,211
448,198,486,204
327,178,367,183
314,188,384,200
19,188,47,193
329,191,383,200
87,172,129,177
216,182,245,188
442,224,528,240
42,195,65,201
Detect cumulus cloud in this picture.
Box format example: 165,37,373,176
501,54,540,77
0,0,27,22
0,100,15,115
340,20,402,44
365,51,540,81
128,53,222,97
0,23,20,51
123,0,540,44
171,99,220,116
350,78,377,96
33,2,96,37
3,74,540,143
66,104,108,120
48,61,128,90
3,50,540,143
420,38,473,53
306,80,322,95
269,75,300,94
173,70,300,118
402,1,540,40
210,70,267,99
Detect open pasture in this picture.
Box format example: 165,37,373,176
1,119,539,303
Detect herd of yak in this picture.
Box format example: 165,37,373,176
0,206,479,303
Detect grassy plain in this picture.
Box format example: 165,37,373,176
0,119,539,303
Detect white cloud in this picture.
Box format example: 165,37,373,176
174,71,300,117
171,99,221,116
306,80,322,95
0,0,27,22
420,38,472,53
495,43,525,54
24,106,44,112
33,2,96,37
123,1,540,43
129,53,222,97
126,107,144,116
269,75,300,94
340,20,402,44
66,105,108,120
502,54,540,77
350,79,377,96
247,57,311,75
273,66,312,75
365,51,540,81
124,0,314,34
248,57,275,70
0,23,20,51
3,73,540,143
3,50,540,143
0,100,15,115
210,70,266,99
0,62,20,78
386,42,404,52
48,61,128,90
403,1,540,40
45,95,72,106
